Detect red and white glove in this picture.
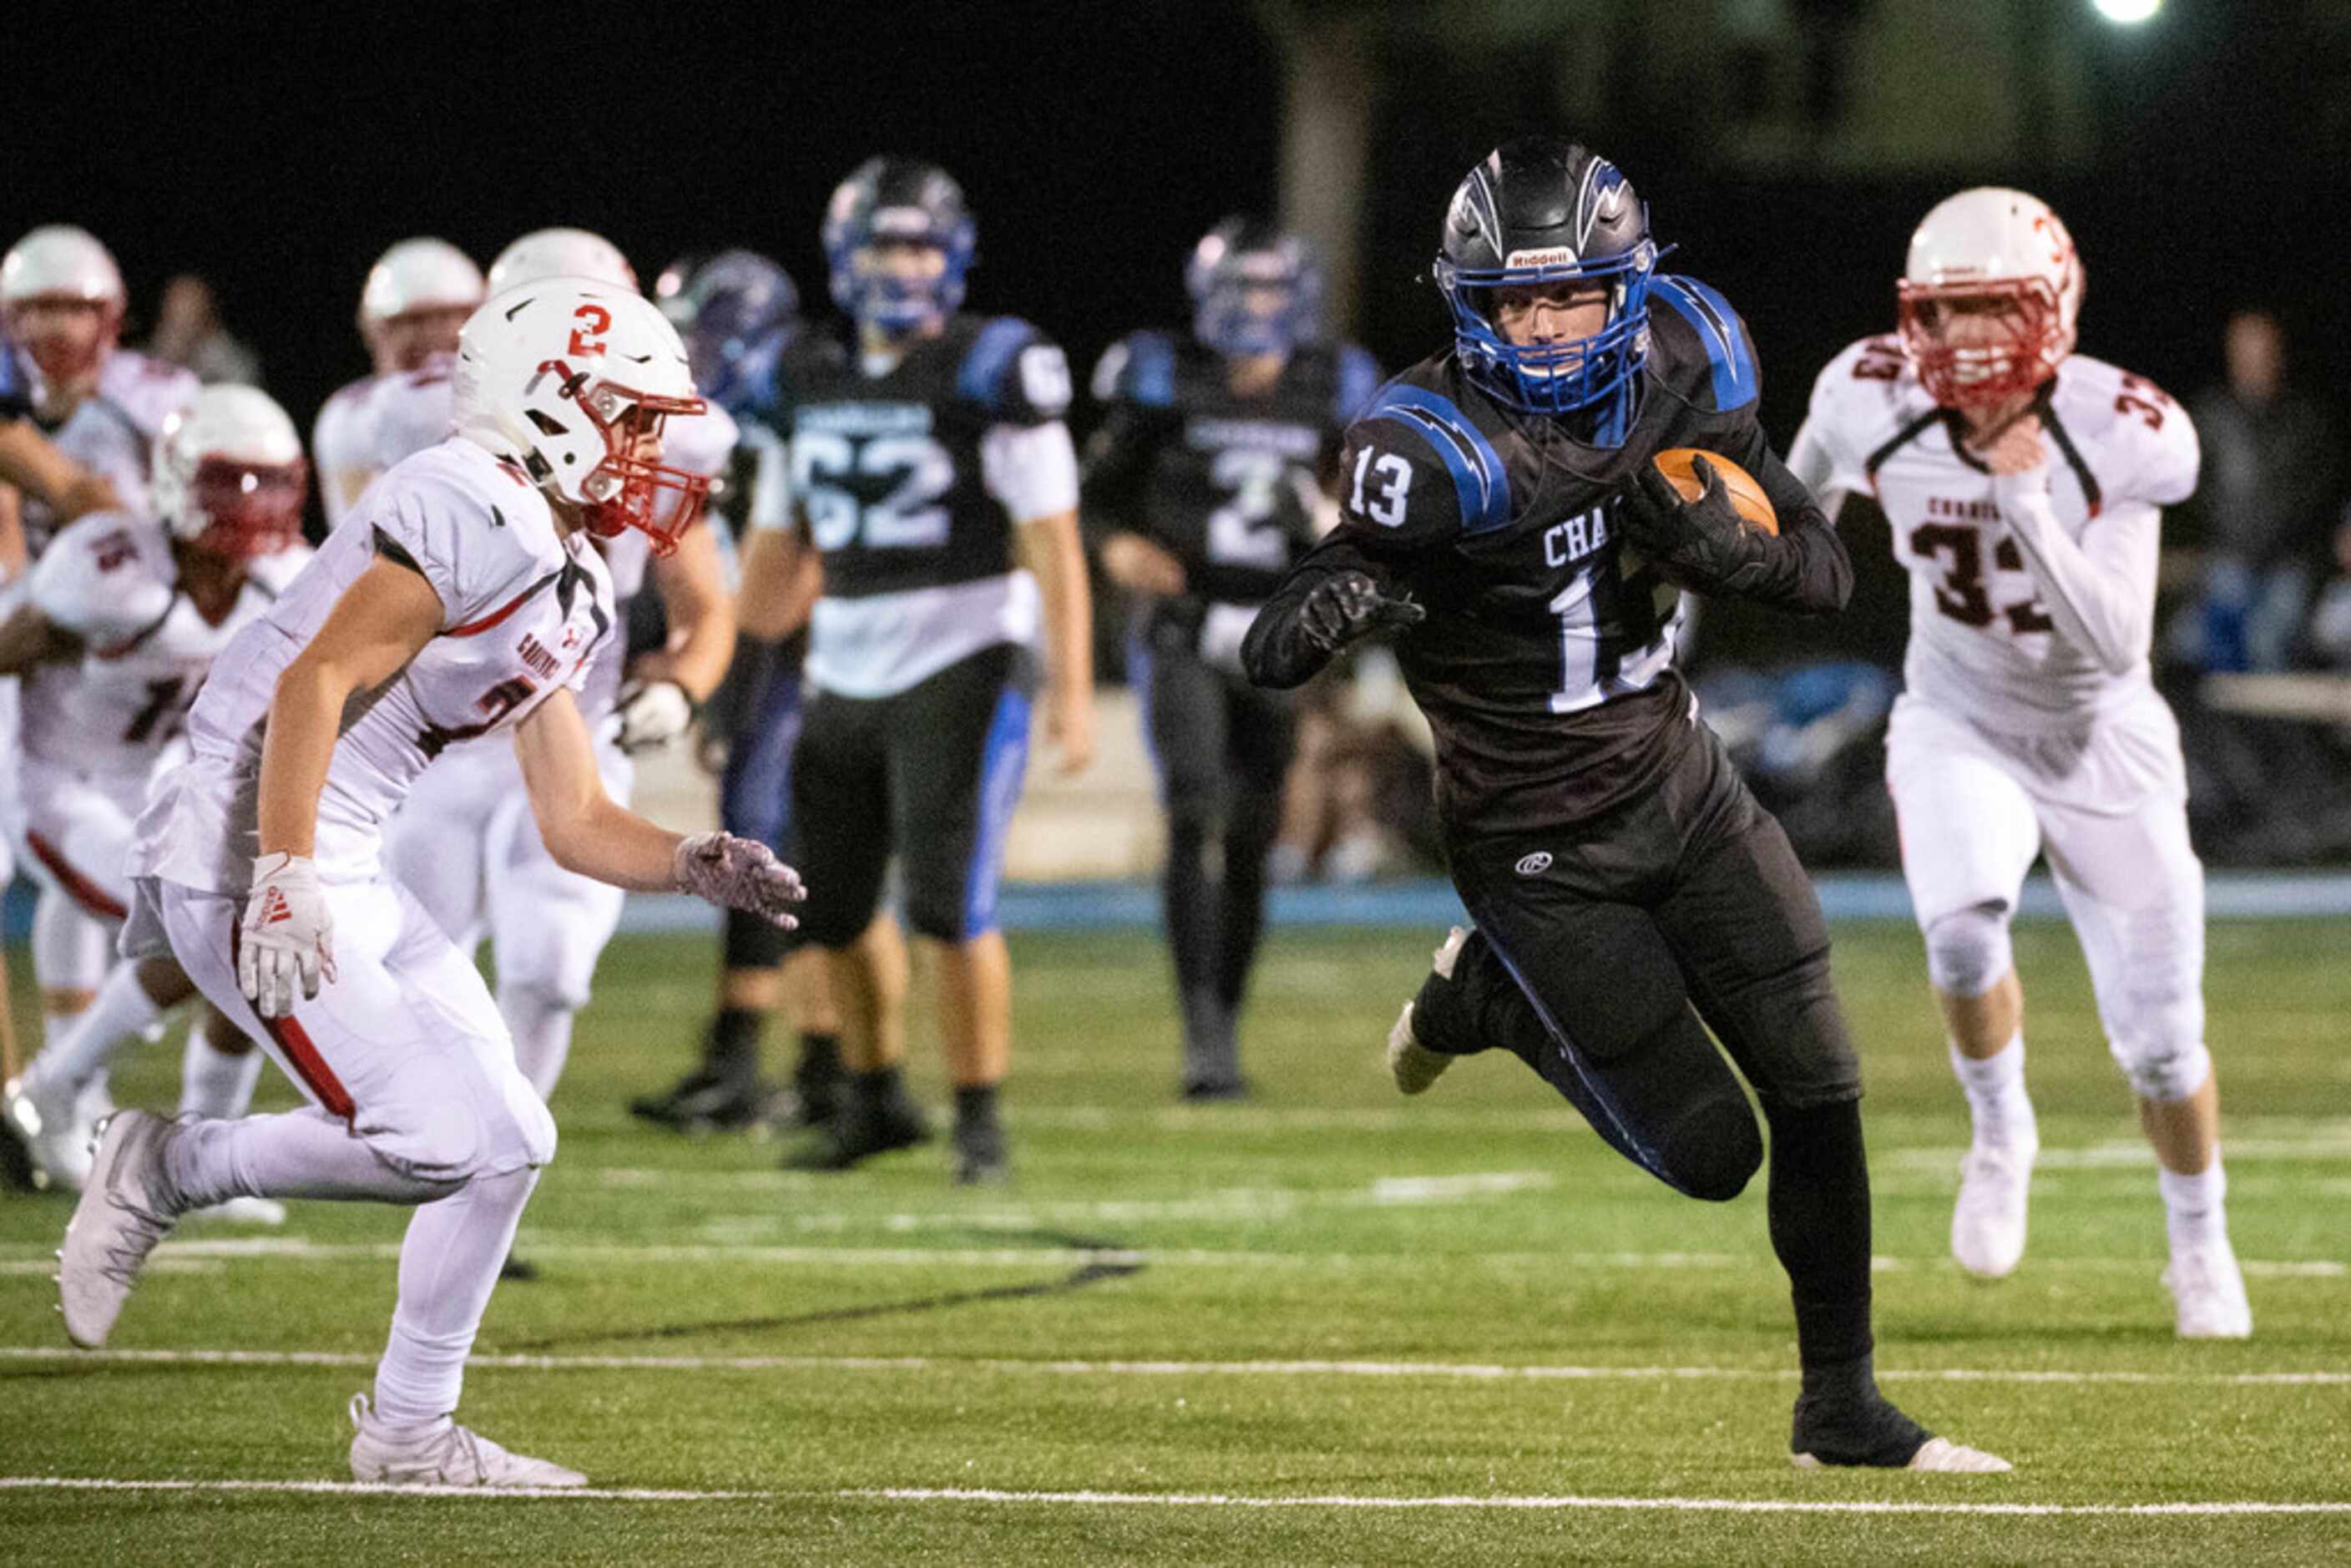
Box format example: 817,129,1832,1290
673,832,804,928
239,852,336,1019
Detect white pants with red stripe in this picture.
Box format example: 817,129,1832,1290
149,876,555,1184
18,757,139,1004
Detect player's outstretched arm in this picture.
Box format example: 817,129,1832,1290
0,422,118,524
1241,538,1424,690
514,688,803,925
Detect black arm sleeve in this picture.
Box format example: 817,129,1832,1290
1241,532,1392,690
1078,408,1158,550
1732,423,1854,617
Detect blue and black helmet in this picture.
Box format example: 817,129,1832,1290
1186,216,1322,358
655,250,800,413
822,157,975,334
1434,138,1661,422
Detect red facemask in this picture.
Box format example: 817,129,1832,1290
571,379,714,555
1896,277,2068,412
185,458,308,559
7,296,119,394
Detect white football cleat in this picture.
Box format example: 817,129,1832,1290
1791,1436,2013,1474
348,1394,589,1488
2165,1237,2253,1339
1950,1136,2035,1279
1388,927,1473,1095
180,1196,288,1226
57,1110,185,1348
4,1073,96,1191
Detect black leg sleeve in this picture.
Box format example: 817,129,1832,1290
1762,1095,1876,1373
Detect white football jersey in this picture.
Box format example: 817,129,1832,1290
18,511,293,780
17,352,198,558
129,438,614,892
312,373,381,529
366,354,460,475
1793,338,2199,728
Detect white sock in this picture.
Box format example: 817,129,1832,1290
177,1018,266,1120
1950,1032,2036,1150
499,985,574,1103
2159,1156,2228,1254
23,964,162,1098
165,1106,458,1210
374,1166,540,1427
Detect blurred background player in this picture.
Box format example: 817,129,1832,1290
746,157,1092,1183
1,387,309,1216
2,225,197,1092
54,279,801,1487
631,250,847,1136
1789,189,2247,1338
312,238,484,528
1245,138,2004,1471
1084,217,1380,1099
382,231,737,1177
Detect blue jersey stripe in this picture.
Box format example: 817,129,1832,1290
1653,276,1758,411
1126,332,1177,408
956,316,1036,407
1363,383,1513,534
959,681,1034,938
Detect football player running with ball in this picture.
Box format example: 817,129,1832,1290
1244,138,2005,1472
1789,190,2247,1337
53,279,803,1487
1085,218,1380,1099
747,158,1093,1184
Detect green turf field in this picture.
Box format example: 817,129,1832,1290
2,918,2346,1565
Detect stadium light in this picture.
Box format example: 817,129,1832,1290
2092,0,2162,23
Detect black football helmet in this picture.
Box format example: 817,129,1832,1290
1434,137,1661,423
822,157,975,333
1186,216,1322,357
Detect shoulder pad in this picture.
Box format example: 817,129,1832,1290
1347,377,1511,539
362,443,559,627
1650,276,1761,412
1332,342,1383,424
1090,330,1180,409
30,511,175,645
957,315,1071,423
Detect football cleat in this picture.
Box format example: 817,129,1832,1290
950,1115,1009,1187
1793,1436,2014,1474
785,1092,930,1172
179,1196,288,1226
628,1069,786,1135
348,1393,587,1488
0,1086,38,1194
1789,1380,2009,1471
2165,1237,2253,1339
1180,1074,1251,1104
4,1073,96,1191
1388,927,1474,1096
1950,1136,2036,1279
57,1111,184,1348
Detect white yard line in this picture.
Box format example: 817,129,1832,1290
3,1476,2345,1515
4,1345,2344,1386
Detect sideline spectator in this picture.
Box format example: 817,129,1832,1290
142,275,262,387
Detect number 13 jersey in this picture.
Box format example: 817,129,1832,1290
132,438,614,893
1793,337,2199,730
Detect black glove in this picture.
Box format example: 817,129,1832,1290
1297,570,1425,655
1620,455,1770,594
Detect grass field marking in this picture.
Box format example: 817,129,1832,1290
3,1476,2347,1515
842,1487,2351,1517
8,1346,2347,1386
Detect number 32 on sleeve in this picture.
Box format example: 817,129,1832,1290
1348,446,1413,528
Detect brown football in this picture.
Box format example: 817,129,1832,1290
1652,448,1777,535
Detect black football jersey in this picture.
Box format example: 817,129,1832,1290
776,313,1070,599
1245,276,1850,834
1083,333,1382,619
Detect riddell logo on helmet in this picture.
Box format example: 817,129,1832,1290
1514,852,1553,876
1505,248,1578,269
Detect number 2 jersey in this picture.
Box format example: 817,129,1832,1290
1790,337,2199,733
1082,331,1381,669
1245,276,1851,837
755,314,1079,698
130,438,615,893
19,510,300,787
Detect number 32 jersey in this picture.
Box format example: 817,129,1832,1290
1792,337,2198,728
131,438,614,893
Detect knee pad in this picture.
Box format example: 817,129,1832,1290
1923,901,2014,999
2110,1014,2212,1103
1566,1008,1762,1202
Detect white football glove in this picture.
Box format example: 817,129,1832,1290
673,832,804,928
238,852,336,1019
614,678,694,754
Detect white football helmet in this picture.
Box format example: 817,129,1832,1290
150,385,308,559
1898,188,2085,410
361,238,485,326
453,279,710,552
486,228,638,295
2,225,128,388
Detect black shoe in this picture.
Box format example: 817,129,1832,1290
0,1103,38,1195
1179,1074,1250,1104
950,1117,1009,1186
1789,1381,1934,1468
498,1255,540,1282
783,1095,930,1172
629,1070,785,1134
